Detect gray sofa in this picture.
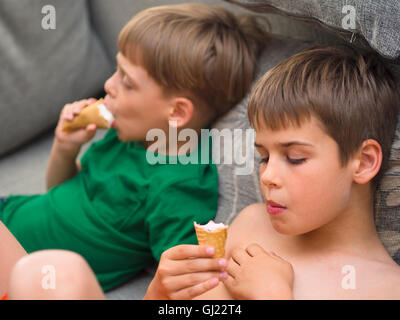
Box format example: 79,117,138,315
1,0,399,300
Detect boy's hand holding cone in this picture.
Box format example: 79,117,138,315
53,98,115,154
62,98,113,131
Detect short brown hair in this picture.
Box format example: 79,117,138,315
118,4,267,120
248,45,400,187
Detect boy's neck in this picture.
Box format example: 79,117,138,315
291,183,383,257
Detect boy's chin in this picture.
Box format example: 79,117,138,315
271,219,314,236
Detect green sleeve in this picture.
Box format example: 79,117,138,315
145,178,218,260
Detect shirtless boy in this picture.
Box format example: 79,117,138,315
145,46,400,300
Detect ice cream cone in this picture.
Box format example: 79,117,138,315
63,99,113,131
194,221,228,258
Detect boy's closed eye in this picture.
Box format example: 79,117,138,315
121,77,133,89
255,141,312,166
259,155,307,165
116,65,137,90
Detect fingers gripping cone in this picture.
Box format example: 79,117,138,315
63,99,113,131
194,221,228,258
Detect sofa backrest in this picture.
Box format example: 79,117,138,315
227,0,400,59
0,0,113,157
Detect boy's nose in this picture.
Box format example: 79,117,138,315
104,73,117,98
260,160,281,189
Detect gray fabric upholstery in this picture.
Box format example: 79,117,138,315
0,130,107,196
227,0,400,59
0,0,112,157
105,265,157,300
375,124,400,259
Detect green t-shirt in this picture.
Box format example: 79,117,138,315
0,130,218,291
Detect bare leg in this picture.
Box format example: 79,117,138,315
8,250,105,300
0,221,27,295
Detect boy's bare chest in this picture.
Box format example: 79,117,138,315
290,260,394,299
235,236,399,299
231,219,400,299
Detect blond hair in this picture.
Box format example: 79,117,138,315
118,4,267,119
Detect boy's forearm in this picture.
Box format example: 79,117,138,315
143,279,163,300
46,139,80,190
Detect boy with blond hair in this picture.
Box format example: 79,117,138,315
144,46,400,299
0,4,267,293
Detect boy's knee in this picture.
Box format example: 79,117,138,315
8,250,104,299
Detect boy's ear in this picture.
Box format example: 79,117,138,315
352,139,382,184
168,97,194,128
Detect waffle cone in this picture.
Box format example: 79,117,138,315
63,99,109,131
194,223,227,258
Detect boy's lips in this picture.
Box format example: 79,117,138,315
266,200,286,215
102,97,114,114
102,99,116,128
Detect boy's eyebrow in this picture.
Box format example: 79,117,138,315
254,141,314,148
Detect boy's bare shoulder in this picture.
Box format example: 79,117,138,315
225,203,273,255
230,203,267,225
341,256,400,299
228,203,271,236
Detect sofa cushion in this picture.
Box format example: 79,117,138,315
226,0,400,60
0,0,112,157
